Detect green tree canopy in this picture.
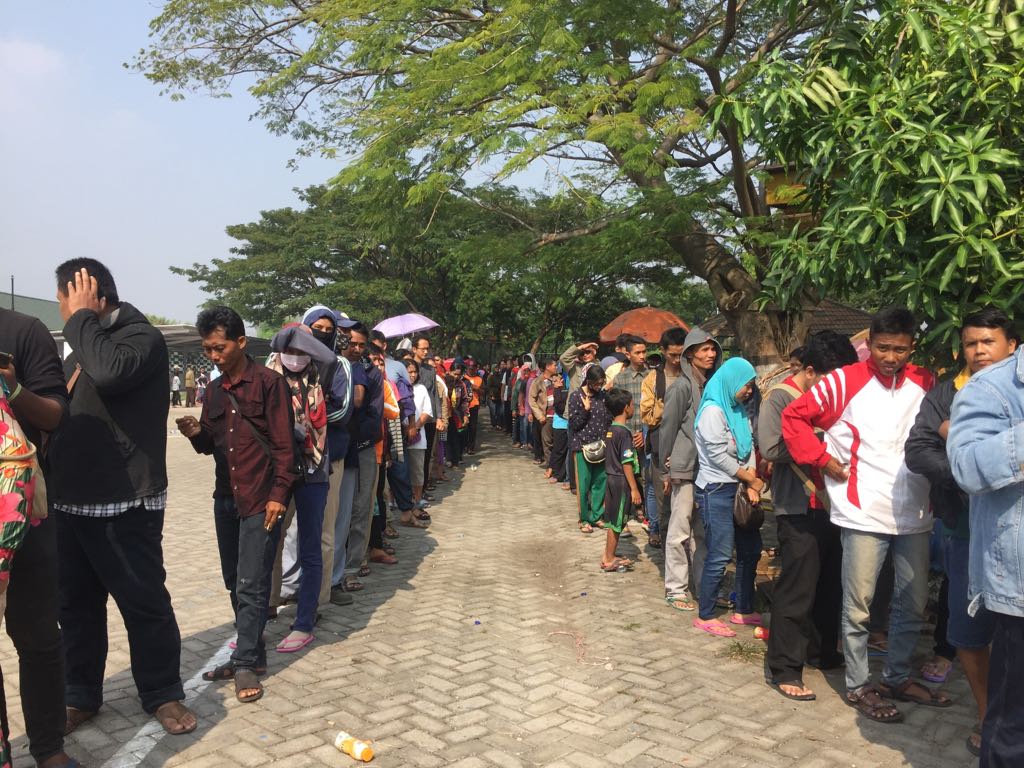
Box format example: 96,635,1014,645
742,0,1024,361
139,0,837,367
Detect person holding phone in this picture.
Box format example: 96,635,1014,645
177,306,297,704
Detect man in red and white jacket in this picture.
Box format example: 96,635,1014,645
783,307,951,723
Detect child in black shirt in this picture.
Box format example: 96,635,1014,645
602,388,642,571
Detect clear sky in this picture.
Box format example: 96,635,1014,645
1,1,341,322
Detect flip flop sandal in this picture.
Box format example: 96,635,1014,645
729,612,764,626
383,545,397,556
399,518,428,529
154,701,198,735
234,669,264,703
358,565,371,577
600,559,633,573
878,679,953,708
384,526,400,539
846,686,903,723
966,723,981,757
414,511,431,522
276,633,315,653
770,681,816,701
343,577,365,592
578,522,594,534
665,595,697,611
692,618,737,638
921,657,953,683
369,552,398,564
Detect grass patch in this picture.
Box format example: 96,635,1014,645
716,641,766,664
622,623,641,632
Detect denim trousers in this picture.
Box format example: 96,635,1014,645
213,497,280,669
840,528,930,692
643,454,660,538
697,483,762,619
331,465,359,586
290,482,328,632
3,514,65,762
386,454,414,512
56,508,185,714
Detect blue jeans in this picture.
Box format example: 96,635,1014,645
292,482,328,632
213,498,280,670
697,483,762,619
840,528,930,692
644,454,660,537
386,455,414,512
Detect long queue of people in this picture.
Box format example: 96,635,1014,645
499,308,1022,766
0,258,489,767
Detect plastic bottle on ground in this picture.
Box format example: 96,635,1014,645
334,731,374,762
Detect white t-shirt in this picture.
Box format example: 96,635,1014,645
409,383,433,449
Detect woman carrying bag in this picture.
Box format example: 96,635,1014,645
567,364,612,534
692,357,767,637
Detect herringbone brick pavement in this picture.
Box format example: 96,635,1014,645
0,412,978,767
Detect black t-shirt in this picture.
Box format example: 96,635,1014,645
605,423,639,478
0,308,68,448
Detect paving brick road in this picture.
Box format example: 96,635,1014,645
1,411,980,767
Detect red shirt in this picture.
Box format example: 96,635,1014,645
189,357,297,518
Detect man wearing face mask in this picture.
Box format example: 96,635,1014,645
266,322,347,654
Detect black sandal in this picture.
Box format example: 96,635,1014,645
878,679,952,708
846,686,903,723
770,681,816,701
202,662,267,680
234,669,264,703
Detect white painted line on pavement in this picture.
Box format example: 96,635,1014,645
99,638,234,768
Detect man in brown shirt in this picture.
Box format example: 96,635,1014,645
178,306,296,704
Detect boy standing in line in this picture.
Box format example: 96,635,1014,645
602,388,642,572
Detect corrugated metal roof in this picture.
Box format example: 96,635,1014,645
5,293,64,331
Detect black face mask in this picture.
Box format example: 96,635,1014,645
311,329,334,349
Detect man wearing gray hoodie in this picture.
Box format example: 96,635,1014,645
658,328,721,611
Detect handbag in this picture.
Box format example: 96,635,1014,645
581,438,606,464
733,483,764,530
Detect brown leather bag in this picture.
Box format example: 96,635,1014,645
733,483,764,530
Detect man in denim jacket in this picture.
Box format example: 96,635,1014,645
949,345,1024,767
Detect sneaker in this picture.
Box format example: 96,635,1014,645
330,587,354,606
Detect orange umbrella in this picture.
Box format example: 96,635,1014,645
599,307,690,344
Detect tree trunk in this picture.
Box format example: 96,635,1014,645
663,221,812,375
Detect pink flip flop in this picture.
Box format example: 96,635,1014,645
692,618,737,638
729,612,764,626
275,633,315,653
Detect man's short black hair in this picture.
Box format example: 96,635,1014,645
802,331,858,374
789,345,806,362
348,322,370,339
541,356,557,369
196,306,245,341
605,387,633,417
660,326,688,348
370,330,387,346
616,333,631,349
962,306,1020,343
870,306,917,338
396,349,414,362
55,258,120,305
412,333,431,348
625,335,646,351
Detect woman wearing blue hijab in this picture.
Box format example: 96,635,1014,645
692,357,768,637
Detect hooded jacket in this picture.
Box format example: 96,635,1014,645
302,305,353,459
659,328,723,481
49,303,169,504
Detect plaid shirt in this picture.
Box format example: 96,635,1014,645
615,365,648,434
55,491,168,518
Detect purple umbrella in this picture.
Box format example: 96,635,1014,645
373,312,439,338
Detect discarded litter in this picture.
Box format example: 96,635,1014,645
474,620,482,625
580,592,587,596
334,731,374,762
